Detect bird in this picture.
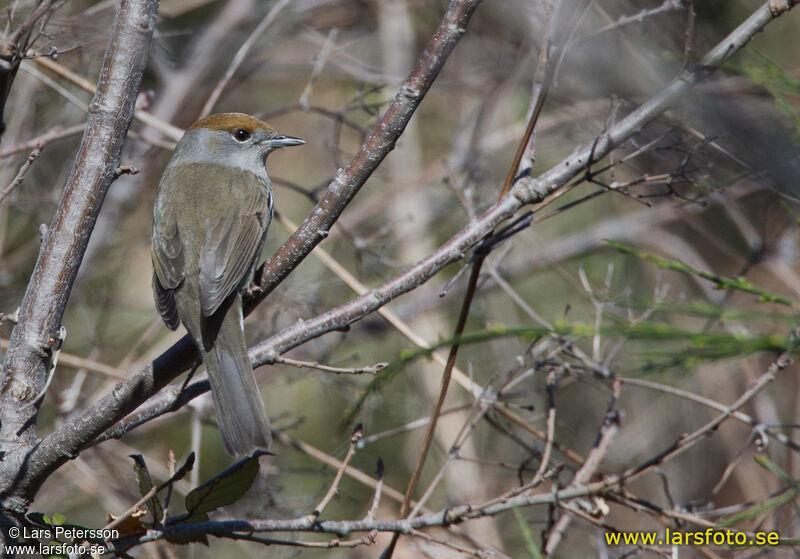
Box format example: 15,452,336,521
151,112,304,455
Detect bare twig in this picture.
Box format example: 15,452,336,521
310,424,363,520
530,370,557,486
396,250,485,519
0,140,43,205
273,354,385,375
583,0,685,38
617,375,800,452
199,0,291,118
33,56,183,140
272,428,417,510
544,379,622,556
365,458,384,521
299,27,338,110
408,389,495,517
0,124,85,158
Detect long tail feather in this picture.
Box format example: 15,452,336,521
203,297,270,455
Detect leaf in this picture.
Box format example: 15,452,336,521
169,452,197,484
106,510,147,538
130,454,164,523
27,512,50,526
512,506,542,558
606,240,799,308
27,513,108,546
165,513,210,546
738,49,800,136
184,451,268,516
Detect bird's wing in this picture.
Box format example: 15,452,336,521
152,214,185,330
198,191,268,317
153,272,180,330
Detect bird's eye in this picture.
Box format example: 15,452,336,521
233,128,250,142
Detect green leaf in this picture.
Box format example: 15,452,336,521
606,240,798,308
512,506,542,558
27,512,50,526
184,451,268,516
782,201,800,226
25,513,108,546
717,486,798,528
738,50,800,136
754,453,795,484
130,454,164,523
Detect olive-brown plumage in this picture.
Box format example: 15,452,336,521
152,113,303,455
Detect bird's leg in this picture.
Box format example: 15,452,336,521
179,359,202,393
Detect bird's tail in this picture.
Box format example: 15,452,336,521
203,298,271,456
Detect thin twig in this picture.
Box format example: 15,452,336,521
397,252,485,517
621,353,793,482
357,404,472,447
0,124,85,159
617,375,800,452
529,370,557,486
310,424,363,520
408,388,494,517
33,56,184,140
271,428,416,509
273,355,385,375
104,453,195,531
299,28,339,110
365,458,384,521
544,379,622,555
583,0,684,38
199,0,291,118
0,141,43,205
0,337,126,379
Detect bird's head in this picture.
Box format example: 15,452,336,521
170,112,305,174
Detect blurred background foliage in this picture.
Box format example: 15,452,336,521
1,0,799,557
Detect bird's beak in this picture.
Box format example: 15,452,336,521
267,134,305,148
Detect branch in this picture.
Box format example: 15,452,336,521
101,472,627,554
0,124,85,159
544,379,622,555
0,141,44,205
310,424,363,520
0,0,59,139
0,0,158,512
199,0,292,118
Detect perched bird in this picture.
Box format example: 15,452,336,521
151,113,304,455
